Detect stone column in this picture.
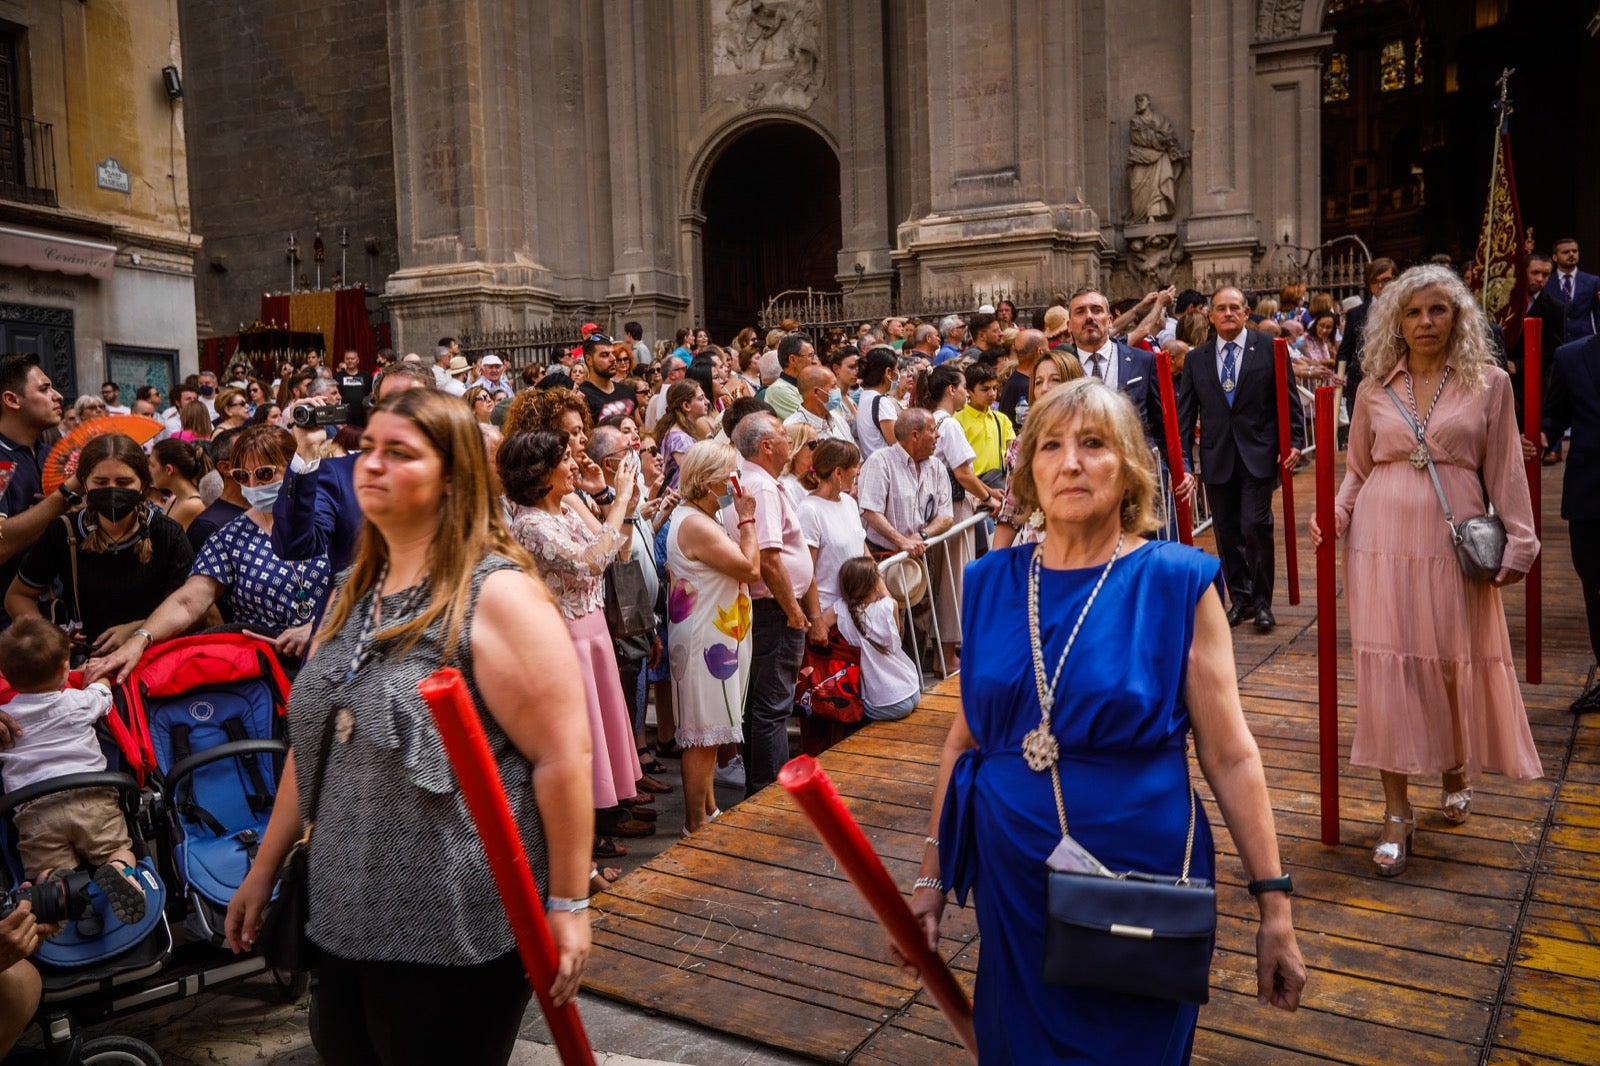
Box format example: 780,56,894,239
831,0,894,309
603,0,689,342
895,0,1105,301
382,0,557,352
1250,30,1334,270
1185,0,1260,281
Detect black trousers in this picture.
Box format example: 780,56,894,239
1207,470,1278,610
744,598,804,797
310,949,531,1065
1573,520,1600,662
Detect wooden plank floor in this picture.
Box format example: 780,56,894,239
584,461,1598,1064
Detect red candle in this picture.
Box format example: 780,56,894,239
1274,338,1301,605
418,669,596,1066
778,756,977,1061
1522,317,1542,685
1314,387,1340,847
1155,350,1194,546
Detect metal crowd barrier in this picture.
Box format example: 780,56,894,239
874,510,990,687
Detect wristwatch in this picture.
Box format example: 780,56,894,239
57,484,82,507
1246,875,1294,897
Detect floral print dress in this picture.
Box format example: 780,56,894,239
664,503,751,748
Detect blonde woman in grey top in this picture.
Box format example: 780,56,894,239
224,390,594,1066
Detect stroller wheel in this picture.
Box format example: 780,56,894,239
79,1036,161,1066
270,966,310,1002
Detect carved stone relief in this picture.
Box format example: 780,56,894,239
713,0,824,111
1254,0,1305,41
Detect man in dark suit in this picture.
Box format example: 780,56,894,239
1510,251,1567,454
1064,286,1172,468
1176,286,1304,631
1553,237,1600,341
1337,257,1397,420
1543,332,1600,712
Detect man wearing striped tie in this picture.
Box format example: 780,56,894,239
1175,286,1303,632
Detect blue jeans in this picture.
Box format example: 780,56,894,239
743,598,805,797
863,692,919,721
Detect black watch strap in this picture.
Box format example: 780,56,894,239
1246,875,1294,897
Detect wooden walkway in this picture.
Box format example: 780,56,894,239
584,462,1599,1064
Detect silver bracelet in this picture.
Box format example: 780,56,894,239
924,836,940,849
913,876,945,893
545,896,590,913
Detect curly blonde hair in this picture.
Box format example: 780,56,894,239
1359,264,1495,394
1009,378,1162,535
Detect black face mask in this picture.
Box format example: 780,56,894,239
85,487,144,523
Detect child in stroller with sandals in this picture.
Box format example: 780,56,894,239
0,618,147,937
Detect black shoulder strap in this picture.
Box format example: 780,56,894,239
872,393,884,430
302,712,339,828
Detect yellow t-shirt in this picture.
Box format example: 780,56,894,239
953,404,1015,476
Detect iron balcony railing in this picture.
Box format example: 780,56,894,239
0,117,57,208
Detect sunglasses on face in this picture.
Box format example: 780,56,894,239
230,466,282,485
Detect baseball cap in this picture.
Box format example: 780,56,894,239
580,322,601,336
480,354,503,366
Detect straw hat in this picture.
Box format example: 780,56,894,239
881,557,928,607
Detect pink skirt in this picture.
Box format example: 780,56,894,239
566,608,642,808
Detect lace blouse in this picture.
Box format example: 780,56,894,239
509,502,625,619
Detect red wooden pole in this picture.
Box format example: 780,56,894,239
1523,317,1543,684
1155,350,1194,546
778,756,978,1062
418,669,596,1066
1314,387,1340,847
1274,338,1301,606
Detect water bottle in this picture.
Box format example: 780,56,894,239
1015,395,1029,428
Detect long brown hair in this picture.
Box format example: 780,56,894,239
659,380,707,441
839,556,894,654
317,389,536,660
76,433,154,562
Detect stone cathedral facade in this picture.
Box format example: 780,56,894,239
181,0,1332,352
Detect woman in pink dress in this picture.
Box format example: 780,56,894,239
501,428,651,855
1311,265,1541,877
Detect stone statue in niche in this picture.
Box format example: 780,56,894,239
1126,94,1188,224
714,0,824,111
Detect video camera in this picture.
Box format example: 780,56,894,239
0,869,92,925
291,403,349,428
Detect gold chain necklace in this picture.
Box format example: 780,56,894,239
1022,533,1125,775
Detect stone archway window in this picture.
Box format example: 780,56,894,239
1323,52,1351,104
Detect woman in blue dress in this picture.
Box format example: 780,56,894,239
897,379,1306,1063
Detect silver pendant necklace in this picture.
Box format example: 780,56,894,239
1404,367,1452,470
1022,533,1125,772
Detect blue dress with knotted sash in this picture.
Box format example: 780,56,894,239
940,540,1221,1064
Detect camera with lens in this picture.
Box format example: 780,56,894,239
0,870,92,924
292,403,349,428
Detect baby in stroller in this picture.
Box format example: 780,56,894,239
0,619,147,937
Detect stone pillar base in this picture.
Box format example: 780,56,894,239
893,201,1107,306
382,263,561,355
605,271,691,354
1184,210,1261,286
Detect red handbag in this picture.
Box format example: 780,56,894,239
795,631,864,723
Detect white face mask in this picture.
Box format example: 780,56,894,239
241,481,283,512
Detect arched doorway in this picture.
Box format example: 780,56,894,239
700,122,841,342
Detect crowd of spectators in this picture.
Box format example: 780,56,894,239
0,238,1591,1057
